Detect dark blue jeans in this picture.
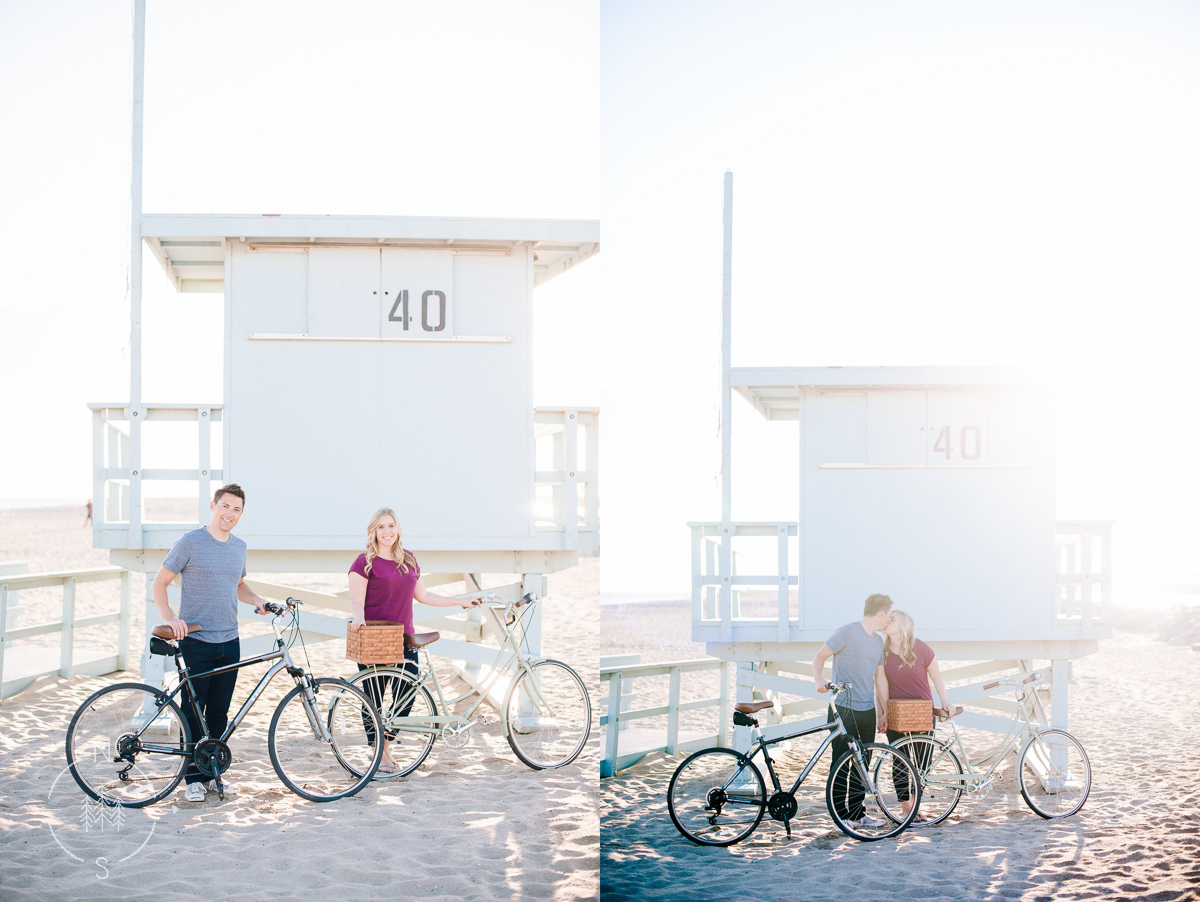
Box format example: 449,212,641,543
179,636,241,785
828,704,877,821
358,646,419,746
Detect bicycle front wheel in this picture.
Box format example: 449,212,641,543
65,682,190,808
1017,729,1091,818
827,743,919,840
268,678,383,802
890,735,964,826
342,667,438,778
504,660,591,770
667,748,766,846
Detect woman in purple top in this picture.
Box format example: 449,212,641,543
349,507,481,773
882,609,954,821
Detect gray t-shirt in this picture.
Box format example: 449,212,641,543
161,527,247,643
826,621,886,711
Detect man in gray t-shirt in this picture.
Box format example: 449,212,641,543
152,483,268,803
811,593,894,827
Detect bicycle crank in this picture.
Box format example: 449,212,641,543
767,790,798,823
965,774,1000,801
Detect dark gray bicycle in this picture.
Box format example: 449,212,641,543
65,598,384,807
667,681,921,844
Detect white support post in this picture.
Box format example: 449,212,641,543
198,407,212,524
602,673,622,778
666,666,681,754
118,570,132,672
719,171,734,647
142,578,165,687
60,578,77,679
551,429,564,531
1064,541,1077,618
127,0,146,550
0,562,26,649
704,536,716,620
718,660,731,748
690,526,702,626
521,574,543,657
1051,659,1068,731
733,661,753,753
1080,523,1093,638
563,410,579,549
776,524,789,642
795,388,805,629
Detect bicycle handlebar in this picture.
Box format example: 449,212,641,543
983,672,1042,692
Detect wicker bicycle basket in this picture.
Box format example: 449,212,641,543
345,620,408,665
887,698,933,733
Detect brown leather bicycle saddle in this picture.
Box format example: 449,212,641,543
150,624,202,639
404,631,440,648
734,700,774,715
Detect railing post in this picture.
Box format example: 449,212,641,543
1080,523,1093,638
1100,524,1112,623
777,524,789,642
198,407,212,524
690,526,702,626
1051,659,1069,731
584,414,599,539
92,407,105,538
563,411,579,549
60,577,77,679
719,526,733,644
666,666,681,754
551,426,565,531
118,570,132,671
128,409,143,548
733,661,753,752
0,585,7,694
602,673,622,778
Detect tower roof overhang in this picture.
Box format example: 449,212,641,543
141,213,600,293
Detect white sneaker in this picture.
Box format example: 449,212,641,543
184,782,206,802
850,814,885,829
205,779,239,796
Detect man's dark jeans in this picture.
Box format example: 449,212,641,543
179,636,240,786
828,704,877,821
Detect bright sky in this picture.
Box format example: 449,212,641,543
2,1,1196,591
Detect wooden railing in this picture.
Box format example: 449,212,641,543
1055,520,1114,637
0,567,132,701
599,656,730,777
534,407,599,551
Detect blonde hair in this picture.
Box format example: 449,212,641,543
364,508,417,576
883,609,917,669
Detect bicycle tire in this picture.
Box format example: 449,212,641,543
1017,728,1091,819
826,743,919,841
65,682,191,808
503,660,591,770
890,735,963,826
341,667,438,778
667,748,766,846
267,678,383,802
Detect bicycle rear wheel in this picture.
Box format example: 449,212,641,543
826,743,919,840
1017,729,1091,818
65,682,190,808
504,660,591,770
268,678,383,802
341,667,438,778
667,748,766,846
890,735,964,826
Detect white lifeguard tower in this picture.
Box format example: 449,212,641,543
87,3,599,683
692,173,1110,748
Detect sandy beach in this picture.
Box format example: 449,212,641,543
0,507,599,901
599,600,1200,901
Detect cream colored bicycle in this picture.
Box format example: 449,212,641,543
890,672,1091,824
340,593,591,775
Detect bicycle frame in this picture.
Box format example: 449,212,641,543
920,678,1047,792
730,693,879,799
134,619,318,757
371,600,543,735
